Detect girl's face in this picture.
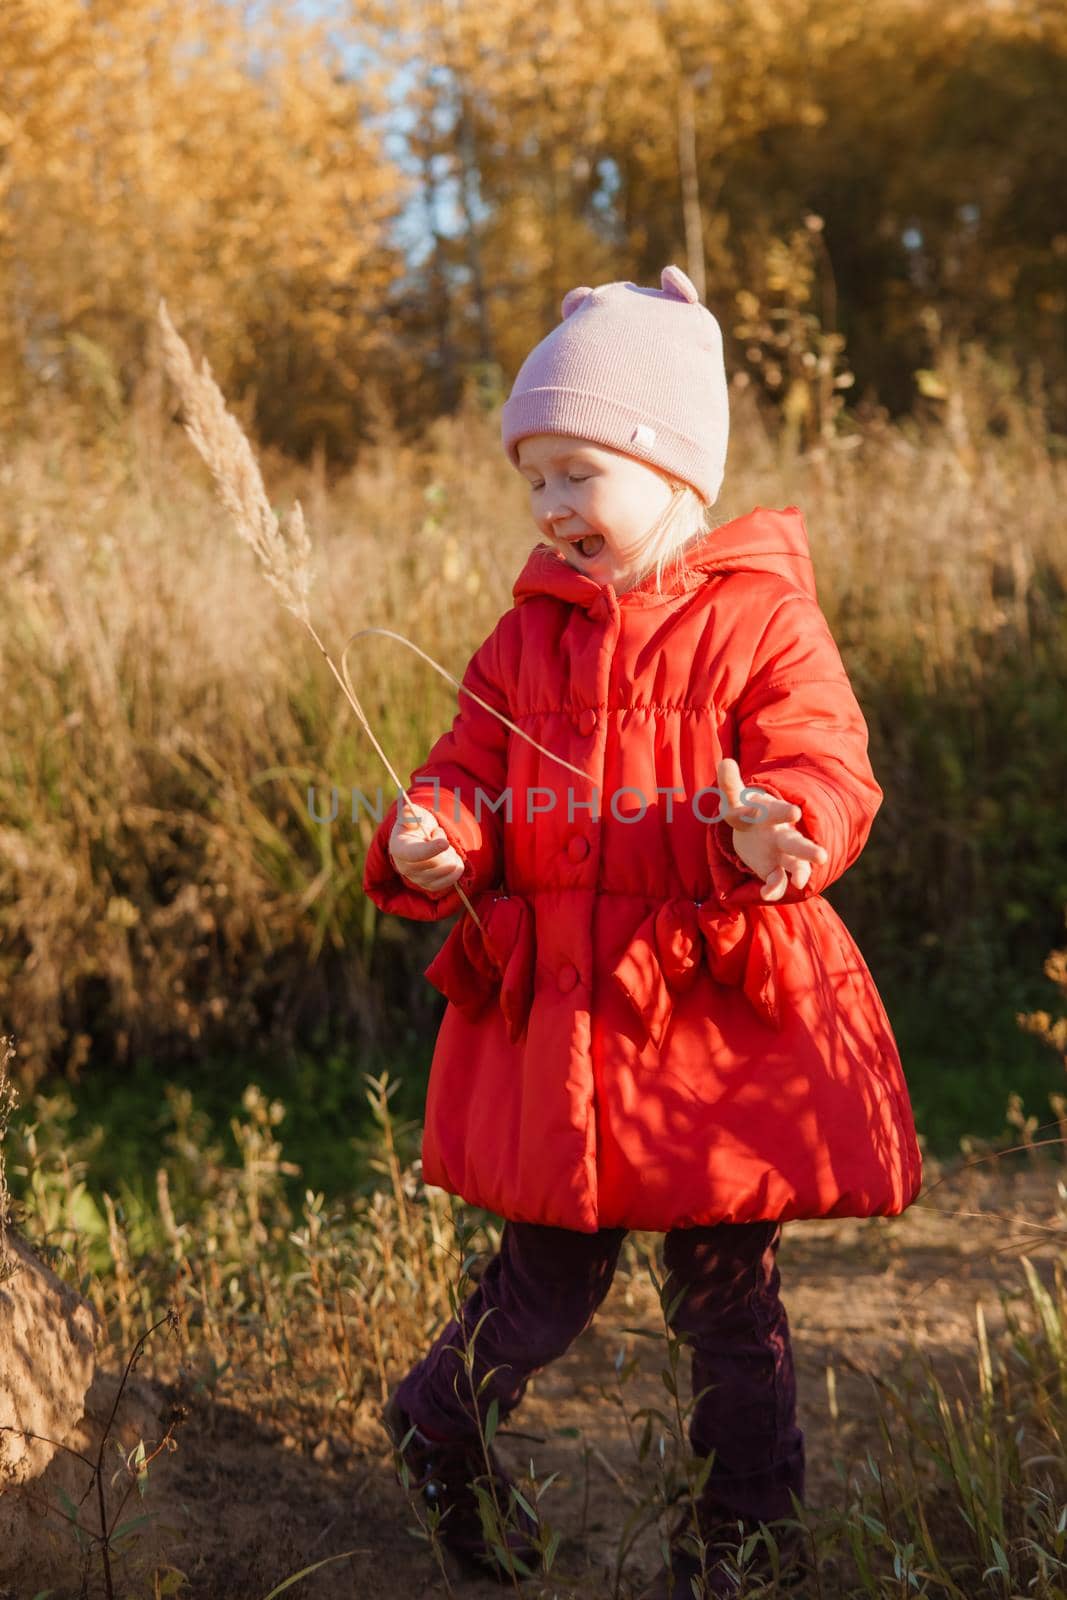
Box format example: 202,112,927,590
515,433,676,592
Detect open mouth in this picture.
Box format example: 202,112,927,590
562,533,605,560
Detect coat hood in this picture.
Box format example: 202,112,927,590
512,505,818,613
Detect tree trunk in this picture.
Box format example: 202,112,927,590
677,70,706,303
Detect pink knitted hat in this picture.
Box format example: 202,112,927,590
501,264,729,506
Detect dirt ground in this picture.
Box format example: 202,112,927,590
8,1156,1066,1600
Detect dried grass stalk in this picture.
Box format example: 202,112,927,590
155,300,488,928
157,300,312,626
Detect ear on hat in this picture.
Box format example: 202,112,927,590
660,265,701,304
561,286,594,319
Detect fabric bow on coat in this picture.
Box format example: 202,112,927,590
611,898,783,1046
424,894,535,1044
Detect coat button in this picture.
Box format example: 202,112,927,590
576,707,597,736
557,962,579,993
567,835,590,862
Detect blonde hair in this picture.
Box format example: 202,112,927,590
621,472,713,594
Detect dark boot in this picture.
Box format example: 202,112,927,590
643,1499,811,1598
382,1392,542,1583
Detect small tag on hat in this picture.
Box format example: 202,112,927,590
631,424,657,449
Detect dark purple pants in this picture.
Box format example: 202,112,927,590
395,1218,805,1529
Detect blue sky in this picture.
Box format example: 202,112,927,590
274,0,465,266
242,2,934,268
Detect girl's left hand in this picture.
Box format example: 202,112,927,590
715,757,829,903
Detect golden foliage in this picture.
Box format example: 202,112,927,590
2,0,1065,445
0,0,407,444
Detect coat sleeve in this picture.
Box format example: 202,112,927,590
362,614,513,922
707,592,883,908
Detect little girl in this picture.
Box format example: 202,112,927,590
363,265,923,1597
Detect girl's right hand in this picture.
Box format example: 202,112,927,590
388,801,465,895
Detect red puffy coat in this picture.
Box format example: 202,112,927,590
364,507,923,1233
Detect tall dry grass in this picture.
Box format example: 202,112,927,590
0,341,1065,1089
